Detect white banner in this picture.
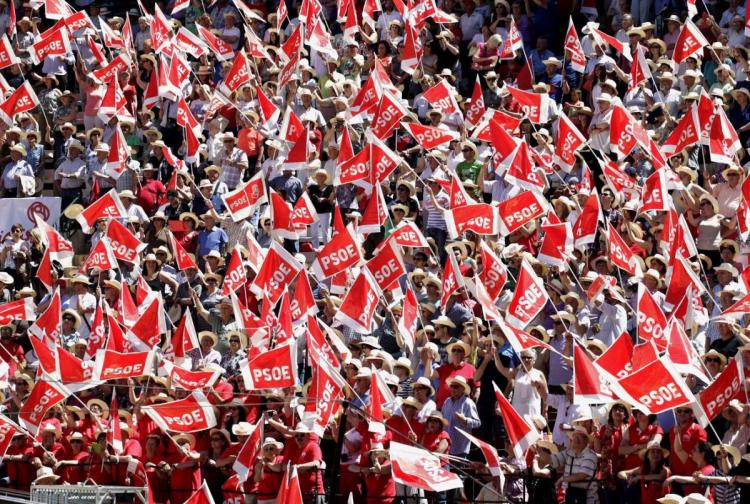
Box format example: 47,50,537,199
0,197,61,241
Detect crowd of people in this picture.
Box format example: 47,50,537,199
0,0,746,502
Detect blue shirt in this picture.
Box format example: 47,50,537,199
530,48,555,77
441,395,481,455
197,226,228,258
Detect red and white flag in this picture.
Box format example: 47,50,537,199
196,24,234,60
184,481,216,504
572,190,603,248
421,79,460,114
233,418,263,482
240,343,297,390
440,252,465,307
574,344,615,405
19,380,69,434
554,111,587,172
537,221,573,268
637,284,669,350
607,357,697,414
479,241,507,300
0,34,18,69
672,19,709,63
664,254,705,310
506,259,548,328
594,332,635,380
493,383,541,457
402,122,459,150
334,269,382,333
696,355,745,424
457,427,504,478
0,82,39,125
465,76,486,127
591,26,631,60
0,298,35,326
365,238,405,291
311,223,362,279
163,359,222,390
0,415,21,458
445,203,499,238
105,219,146,264
390,221,430,248
80,237,118,274
506,86,550,123
564,18,586,73
390,441,464,492
662,105,700,156
220,248,247,296
607,224,641,275
93,349,156,381
144,391,217,433
249,242,303,304
629,45,652,91
222,171,267,223
76,189,127,233
397,289,419,352
497,190,547,235
665,317,710,384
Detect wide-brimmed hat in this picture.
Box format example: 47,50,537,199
198,331,218,347
714,262,739,277
447,375,471,395
551,311,575,324
712,444,741,465
702,349,728,366
33,466,60,485
412,376,436,396
174,433,196,448
446,340,471,356
262,437,284,450
61,309,81,329
87,398,109,419
638,439,670,459
434,315,456,328
232,422,253,436
360,336,382,349
426,411,448,426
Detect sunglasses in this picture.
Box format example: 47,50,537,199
705,357,722,363
461,148,471,153
700,201,712,206
451,348,465,353
230,339,241,343
676,409,693,415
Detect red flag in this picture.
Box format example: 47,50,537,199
440,252,465,307
0,415,20,458
76,189,127,233
170,309,199,361
163,359,222,390
0,82,40,125
628,45,652,91
479,241,507,300
19,381,69,434
554,111,586,172
465,76,486,126
537,222,573,268
311,223,362,279
591,27,631,60
365,239,405,291
497,190,547,235
219,51,251,95
504,142,545,192
402,122,459,150
334,269,381,333
220,248,247,296
196,24,234,60
445,203,499,238
594,332,635,379
233,418,263,482
150,4,172,53
574,344,615,404
607,224,640,275
125,296,165,350
80,237,118,274
249,242,303,304
661,105,700,156
564,18,586,73
608,357,696,414
389,221,430,248
609,105,650,159
506,86,549,123
390,441,464,492
421,79,459,114
0,34,19,69
492,383,541,458
107,390,123,454
505,260,549,328
672,19,709,63
29,288,60,344
696,355,745,423
105,219,146,263
664,254,705,310
572,190,603,248
665,317,710,384
93,348,156,381
143,391,217,433
637,284,669,350
240,343,297,389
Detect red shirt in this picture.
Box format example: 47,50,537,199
60,450,89,484
435,362,476,408
140,452,169,503
6,441,34,490
137,179,166,214
624,423,664,469
364,461,396,504
669,423,708,476
385,415,424,446
238,127,264,158
168,451,201,503
255,455,285,499
223,474,247,504
114,438,143,485
286,439,325,495
419,430,451,452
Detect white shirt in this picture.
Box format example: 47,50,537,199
55,158,87,188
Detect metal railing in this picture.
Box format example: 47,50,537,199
30,485,148,504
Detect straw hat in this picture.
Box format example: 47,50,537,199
87,398,110,419
426,411,448,426
712,444,741,465
638,439,670,459
9,144,26,157
33,466,60,484
702,349,727,366
232,422,253,436
412,376,436,395
393,357,413,375
61,309,81,329
198,331,218,347
446,340,471,356
551,311,575,324
447,375,471,395
173,433,196,448
536,439,559,454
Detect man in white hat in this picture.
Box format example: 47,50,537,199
87,142,114,194
215,132,249,191
119,189,149,226
550,426,599,503
1,144,33,197
54,140,87,208
441,375,480,456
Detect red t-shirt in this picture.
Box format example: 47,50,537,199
223,473,247,504
669,423,708,476
168,451,202,504
137,179,166,215
624,423,664,469
419,430,451,453
6,441,34,490
435,362,476,408
385,415,424,446
60,450,89,484
255,455,285,499
139,452,169,503
238,127,264,158
364,461,396,504
286,439,325,495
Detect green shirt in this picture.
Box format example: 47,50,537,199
456,160,482,185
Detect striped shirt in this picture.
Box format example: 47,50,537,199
552,447,599,504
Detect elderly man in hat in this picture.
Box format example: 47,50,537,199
216,133,249,191
704,165,743,218
441,375,480,456
137,164,167,215
54,140,87,208
1,144,33,197
551,426,599,503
